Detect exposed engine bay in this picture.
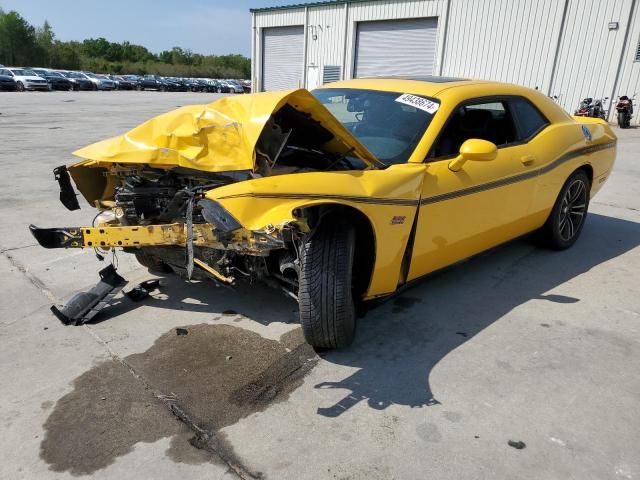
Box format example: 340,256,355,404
37,100,368,301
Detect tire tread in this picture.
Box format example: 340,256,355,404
298,220,356,349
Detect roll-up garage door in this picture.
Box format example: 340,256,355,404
354,18,438,78
262,26,304,91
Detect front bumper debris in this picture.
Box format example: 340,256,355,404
51,265,127,325
29,222,285,253
53,165,80,211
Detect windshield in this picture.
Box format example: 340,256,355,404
313,88,438,165
12,69,37,76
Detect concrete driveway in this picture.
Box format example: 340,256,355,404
1,91,638,480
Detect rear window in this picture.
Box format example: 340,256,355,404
509,97,549,140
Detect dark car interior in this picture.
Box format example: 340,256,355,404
431,101,517,158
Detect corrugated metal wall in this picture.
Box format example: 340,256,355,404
443,0,565,92
609,0,640,124
253,0,640,124
550,0,636,120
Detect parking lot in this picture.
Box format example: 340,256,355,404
1,91,639,480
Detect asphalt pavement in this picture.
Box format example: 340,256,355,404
0,90,638,480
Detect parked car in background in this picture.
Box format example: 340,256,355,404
195,79,213,92
0,68,18,91
241,80,251,93
106,74,121,89
91,74,116,90
207,78,222,93
58,71,94,90
218,80,236,93
163,77,189,91
31,69,73,91
182,78,202,92
113,75,138,90
208,79,228,93
5,68,50,91
225,79,244,93
138,75,185,92
121,75,141,89
138,74,167,91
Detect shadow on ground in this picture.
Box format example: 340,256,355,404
40,213,639,474
313,213,640,416
86,214,640,420
92,273,299,325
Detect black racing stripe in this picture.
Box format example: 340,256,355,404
217,192,419,206
420,141,616,206
216,142,615,208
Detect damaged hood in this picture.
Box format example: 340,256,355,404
72,89,381,171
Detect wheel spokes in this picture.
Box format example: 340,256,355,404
569,181,585,203
558,179,588,241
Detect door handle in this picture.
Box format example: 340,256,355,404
520,155,536,166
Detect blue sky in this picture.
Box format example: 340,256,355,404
0,0,306,56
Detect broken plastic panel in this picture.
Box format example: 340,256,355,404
50,265,127,325
53,165,80,211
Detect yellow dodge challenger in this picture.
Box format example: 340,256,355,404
30,77,617,348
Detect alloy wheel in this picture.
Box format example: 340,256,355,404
558,178,587,241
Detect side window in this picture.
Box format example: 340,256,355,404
431,100,518,158
509,97,549,141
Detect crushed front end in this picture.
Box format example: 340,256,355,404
31,162,306,290
30,88,378,303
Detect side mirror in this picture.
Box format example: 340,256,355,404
448,139,498,172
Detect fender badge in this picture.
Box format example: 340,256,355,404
390,215,406,225
581,125,592,142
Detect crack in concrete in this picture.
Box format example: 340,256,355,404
2,251,59,303
0,242,39,254
0,242,38,254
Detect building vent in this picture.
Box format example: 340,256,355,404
636,37,640,62
323,65,341,84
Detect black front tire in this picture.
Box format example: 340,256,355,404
538,169,590,250
298,220,356,349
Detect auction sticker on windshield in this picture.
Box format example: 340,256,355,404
395,94,439,114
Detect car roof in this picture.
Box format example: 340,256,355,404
318,77,497,97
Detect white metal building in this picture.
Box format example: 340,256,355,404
250,0,640,124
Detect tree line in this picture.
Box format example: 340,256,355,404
0,9,250,78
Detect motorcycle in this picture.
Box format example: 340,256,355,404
574,97,608,120
615,94,636,129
